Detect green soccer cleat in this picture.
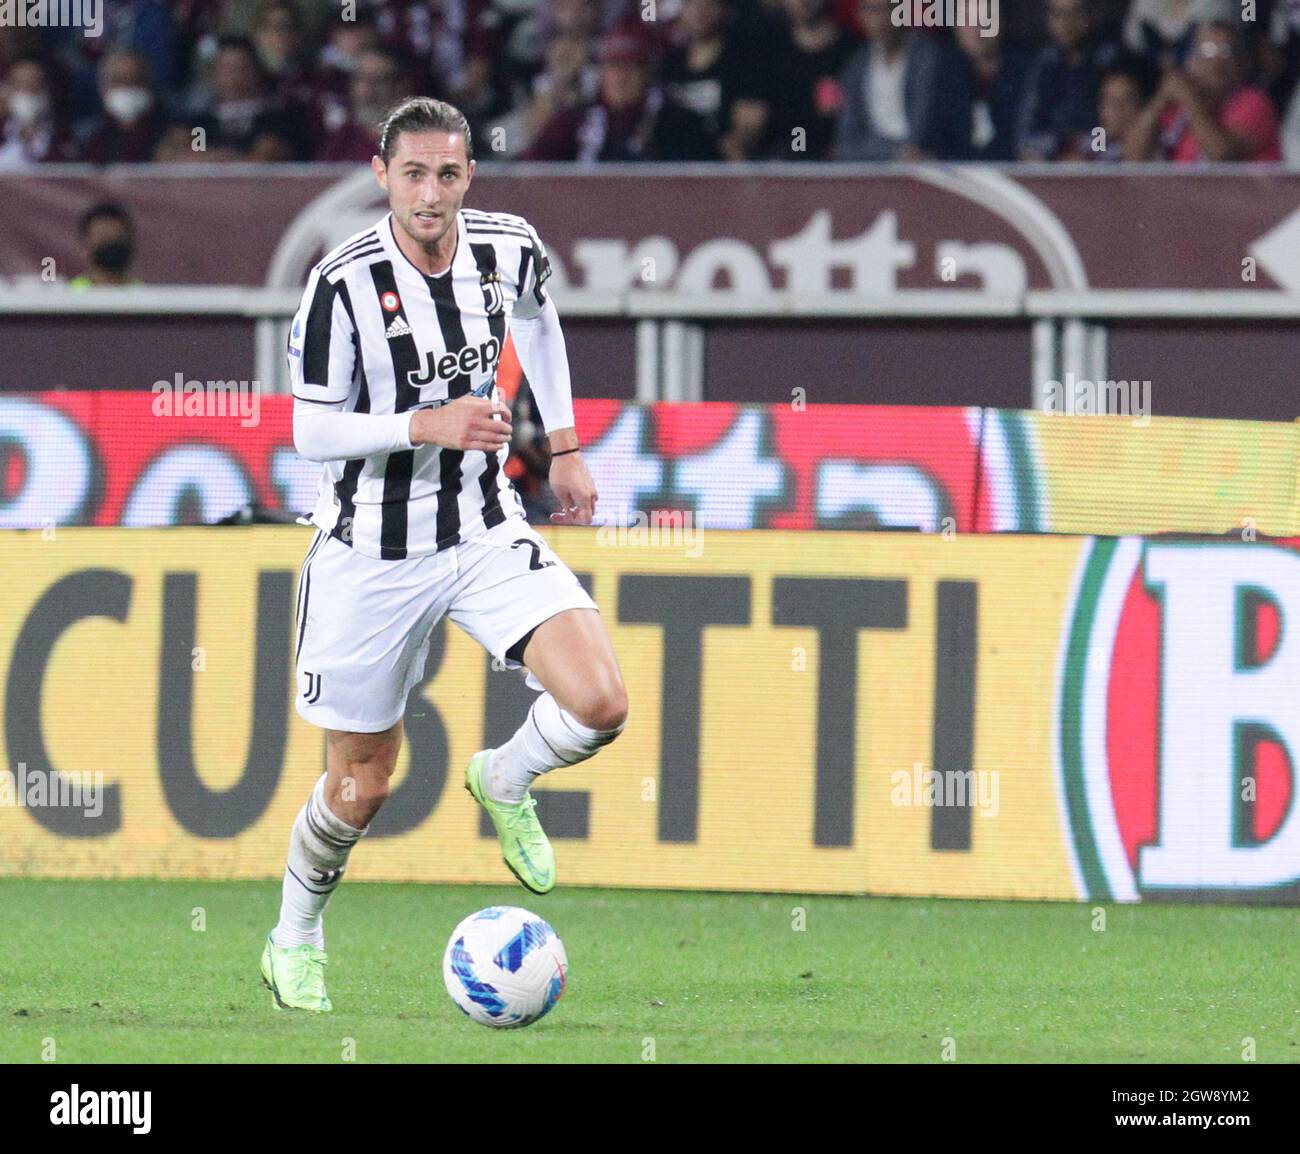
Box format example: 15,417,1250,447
465,749,556,894
260,935,332,1012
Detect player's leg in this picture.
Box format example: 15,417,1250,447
483,607,628,804
450,521,627,892
263,534,448,1009
272,722,403,948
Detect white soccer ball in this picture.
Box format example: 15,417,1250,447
443,906,568,1028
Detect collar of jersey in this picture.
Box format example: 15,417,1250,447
383,211,459,285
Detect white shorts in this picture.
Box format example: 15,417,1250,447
293,515,598,732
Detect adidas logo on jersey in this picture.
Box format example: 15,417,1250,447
385,315,413,340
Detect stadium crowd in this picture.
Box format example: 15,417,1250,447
1,0,1298,167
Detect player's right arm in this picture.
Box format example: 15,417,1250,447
289,267,510,461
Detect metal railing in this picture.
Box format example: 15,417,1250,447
2,284,1297,404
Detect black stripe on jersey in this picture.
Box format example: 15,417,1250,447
322,244,384,279
330,282,368,548
425,266,476,548
295,557,315,661
322,229,378,263
462,213,531,231
469,241,508,531
301,274,338,386
370,261,422,559
465,226,531,239
320,231,378,276
462,210,527,225
516,245,533,305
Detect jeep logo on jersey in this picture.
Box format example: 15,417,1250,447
407,336,502,387
1058,538,1300,901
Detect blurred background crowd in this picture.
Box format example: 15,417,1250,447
2,0,1299,168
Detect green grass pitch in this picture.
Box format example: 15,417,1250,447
0,879,1295,1063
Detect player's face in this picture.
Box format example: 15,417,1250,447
373,130,475,249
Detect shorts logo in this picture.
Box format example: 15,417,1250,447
301,671,322,704
381,291,401,313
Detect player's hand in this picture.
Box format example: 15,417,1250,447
409,395,511,452
549,451,596,525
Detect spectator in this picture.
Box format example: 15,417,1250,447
75,49,169,165
950,1,1031,160
70,202,140,288
252,0,310,83
1019,0,1121,160
155,35,308,161
319,46,411,162
313,10,383,138
47,0,178,123
366,0,470,96
252,0,329,150
1126,20,1281,160
0,26,44,76
833,0,968,161
660,0,770,161
504,31,599,158
0,54,72,169
765,0,857,159
1265,0,1300,157
1123,0,1238,68
521,28,714,162
316,9,383,95
1089,55,1157,161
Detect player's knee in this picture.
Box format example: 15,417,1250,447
348,771,391,810
572,680,628,736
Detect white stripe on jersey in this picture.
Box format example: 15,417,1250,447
287,210,553,560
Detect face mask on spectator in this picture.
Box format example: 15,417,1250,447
103,86,153,126
91,240,133,273
8,91,50,127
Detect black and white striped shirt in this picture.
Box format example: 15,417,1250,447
288,209,554,559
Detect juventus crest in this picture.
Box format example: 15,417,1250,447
479,270,504,316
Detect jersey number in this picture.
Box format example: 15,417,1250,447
511,538,554,571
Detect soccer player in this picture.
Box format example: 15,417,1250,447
260,97,628,1012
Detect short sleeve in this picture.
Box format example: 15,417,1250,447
288,268,356,404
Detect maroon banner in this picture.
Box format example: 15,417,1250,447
2,166,1298,292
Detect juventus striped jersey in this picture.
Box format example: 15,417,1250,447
288,208,556,559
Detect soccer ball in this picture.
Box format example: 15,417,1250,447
443,906,568,1028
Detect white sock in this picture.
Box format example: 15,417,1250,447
485,692,625,803
272,774,366,949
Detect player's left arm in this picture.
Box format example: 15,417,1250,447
510,223,597,525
